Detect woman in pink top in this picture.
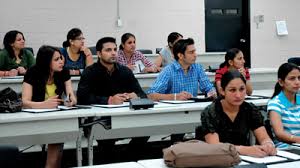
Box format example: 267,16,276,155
117,33,158,73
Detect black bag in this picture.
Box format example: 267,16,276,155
0,87,22,113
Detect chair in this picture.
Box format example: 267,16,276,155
137,49,153,54
288,57,300,66
24,47,34,55
156,48,162,54
0,145,19,167
89,46,97,55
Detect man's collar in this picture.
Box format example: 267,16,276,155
174,61,194,71
97,60,119,71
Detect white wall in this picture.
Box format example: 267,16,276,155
0,0,205,54
1,0,299,68
250,0,300,68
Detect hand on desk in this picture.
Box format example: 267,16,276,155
237,145,276,158
43,95,63,108
176,91,193,100
63,94,77,107
17,66,27,75
109,92,138,104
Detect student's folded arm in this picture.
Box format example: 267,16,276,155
246,80,253,96
147,93,174,101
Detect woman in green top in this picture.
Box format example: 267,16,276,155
0,30,35,77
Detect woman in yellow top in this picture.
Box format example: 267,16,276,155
22,45,77,168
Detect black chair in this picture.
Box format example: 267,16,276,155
24,47,34,55
288,57,300,66
137,49,153,54
89,46,97,55
156,48,162,54
0,145,19,167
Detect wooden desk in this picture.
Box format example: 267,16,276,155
0,68,277,93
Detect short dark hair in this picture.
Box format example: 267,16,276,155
96,37,116,52
221,70,246,90
173,38,194,61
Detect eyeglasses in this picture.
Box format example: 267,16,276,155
74,37,85,41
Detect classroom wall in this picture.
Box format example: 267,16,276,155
250,0,300,68
0,0,299,68
0,0,205,55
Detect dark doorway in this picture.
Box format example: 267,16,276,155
205,0,250,67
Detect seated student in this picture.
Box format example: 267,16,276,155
0,30,35,77
22,45,77,168
201,70,276,157
215,48,252,95
154,32,183,70
148,38,217,101
61,28,93,75
268,63,300,148
77,37,149,163
148,38,216,143
117,33,159,73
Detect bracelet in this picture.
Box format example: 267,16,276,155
174,93,177,100
290,135,295,141
262,140,275,147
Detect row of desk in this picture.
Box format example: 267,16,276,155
0,90,273,166
79,159,300,168
0,67,277,92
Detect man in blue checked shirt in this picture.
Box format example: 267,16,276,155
147,38,217,101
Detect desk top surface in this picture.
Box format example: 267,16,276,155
78,162,144,168
0,68,277,83
0,89,272,123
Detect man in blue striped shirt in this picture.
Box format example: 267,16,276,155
147,38,216,101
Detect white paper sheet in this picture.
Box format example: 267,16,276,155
22,108,59,113
240,155,287,164
277,150,300,160
92,102,129,108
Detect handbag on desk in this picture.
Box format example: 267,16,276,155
163,140,241,167
0,87,22,113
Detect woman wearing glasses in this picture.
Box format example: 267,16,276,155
61,28,93,75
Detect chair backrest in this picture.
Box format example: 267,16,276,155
156,48,162,54
89,46,97,55
24,47,34,55
137,49,153,54
288,57,300,66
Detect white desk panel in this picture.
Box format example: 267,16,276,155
0,68,277,93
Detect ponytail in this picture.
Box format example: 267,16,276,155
62,41,70,48
219,61,227,68
271,82,282,98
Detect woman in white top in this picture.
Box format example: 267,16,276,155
155,32,183,70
